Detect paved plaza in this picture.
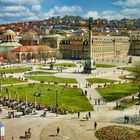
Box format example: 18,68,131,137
0,59,140,140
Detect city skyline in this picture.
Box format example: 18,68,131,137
0,0,140,23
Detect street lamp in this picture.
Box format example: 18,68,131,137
54,82,58,117
0,77,2,100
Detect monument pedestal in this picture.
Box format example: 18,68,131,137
84,59,96,74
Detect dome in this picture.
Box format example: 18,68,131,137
5,29,15,34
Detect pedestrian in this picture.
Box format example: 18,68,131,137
86,114,89,120
98,99,100,105
126,116,129,124
89,95,92,100
139,110,140,115
28,128,31,138
88,111,91,118
85,90,87,96
78,111,80,119
94,122,97,130
132,94,134,100
124,115,127,123
95,99,97,105
56,126,60,136
25,131,28,138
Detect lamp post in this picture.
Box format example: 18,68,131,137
0,77,2,100
54,82,58,117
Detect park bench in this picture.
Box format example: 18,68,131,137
73,85,78,88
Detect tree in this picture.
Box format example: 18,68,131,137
53,49,62,60
36,47,50,64
7,52,16,64
41,52,49,64
132,61,140,98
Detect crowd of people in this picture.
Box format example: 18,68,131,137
0,96,69,119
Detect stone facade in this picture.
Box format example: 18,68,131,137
59,36,130,60
129,31,140,56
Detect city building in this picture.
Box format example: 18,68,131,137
0,29,22,52
59,35,130,60
12,45,54,62
129,31,140,56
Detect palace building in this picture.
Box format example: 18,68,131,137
59,35,130,60
129,31,140,56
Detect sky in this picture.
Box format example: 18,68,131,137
0,0,140,23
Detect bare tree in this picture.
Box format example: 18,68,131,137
54,49,62,60
41,51,49,64
132,61,140,98
7,52,16,64
36,47,51,64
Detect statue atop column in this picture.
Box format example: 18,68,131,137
84,17,96,74
88,17,93,31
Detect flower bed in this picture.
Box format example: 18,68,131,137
95,125,140,140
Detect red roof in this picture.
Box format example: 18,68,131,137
13,46,53,52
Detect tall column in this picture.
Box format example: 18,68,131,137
89,29,92,59
84,17,96,74
56,38,60,50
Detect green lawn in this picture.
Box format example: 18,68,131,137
87,78,118,84
1,84,93,112
54,63,76,67
1,77,25,85
96,64,116,68
25,76,77,83
118,75,126,79
26,71,56,75
115,99,140,110
120,67,140,72
81,62,116,68
96,83,139,102
0,67,31,74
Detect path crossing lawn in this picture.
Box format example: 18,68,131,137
25,76,77,83
0,67,31,74
26,71,56,75
1,77,25,85
1,84,93,112
87,78,118,84
96,83,138,102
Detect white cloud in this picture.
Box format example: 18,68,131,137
0,0,42,5
101,10,124,20
84,10,124,20
44,5,82,18
83,11,100,19
114,0,140,7
120,8,140,18
23,16,38,21
0,11,35,18
1,5,27,12
32,5,41,12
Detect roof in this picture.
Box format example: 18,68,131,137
0,42,22,47
13,46,53,52
5,29,15,34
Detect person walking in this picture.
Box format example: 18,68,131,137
94,122,97,130
78,111,80,119
88,112,91,118
28,128,31,138
56,126,60,136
